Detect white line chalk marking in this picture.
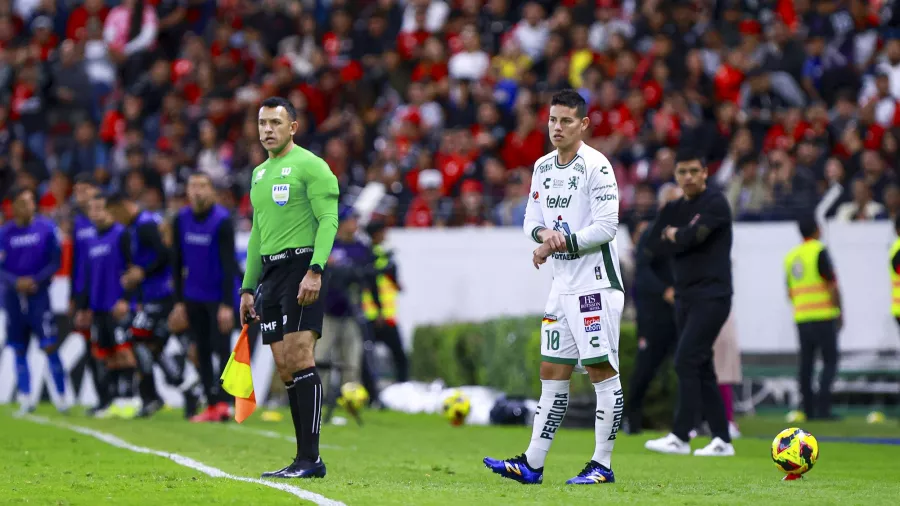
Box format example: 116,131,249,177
19,414,346,506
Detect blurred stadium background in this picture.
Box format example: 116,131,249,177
1,0,900,434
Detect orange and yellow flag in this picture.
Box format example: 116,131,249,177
220,325,256,423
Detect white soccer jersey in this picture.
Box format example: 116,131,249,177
524,142,623,295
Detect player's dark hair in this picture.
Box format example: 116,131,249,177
104,191,127,207
674,149,706,167
550,89,587,118
73,172,98,187
260,96,297,121
7,185,32,201
796,213,819,239
188,171,214,184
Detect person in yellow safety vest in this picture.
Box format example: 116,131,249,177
360,220,409,393
784,214,843,421
890,215,900,330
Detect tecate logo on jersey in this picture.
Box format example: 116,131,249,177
583,316,602,332
545,194,572,208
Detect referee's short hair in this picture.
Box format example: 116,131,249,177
260,96,297,121
796,213,819,239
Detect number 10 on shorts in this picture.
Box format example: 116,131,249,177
545,329,560,351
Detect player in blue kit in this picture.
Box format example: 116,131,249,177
0,186,67,414
70,174,113,415
75,193,139,418
106,193,188,418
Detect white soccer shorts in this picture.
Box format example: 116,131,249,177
540,287,625,371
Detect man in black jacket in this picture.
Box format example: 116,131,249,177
643,151,735,457
625,183,682,434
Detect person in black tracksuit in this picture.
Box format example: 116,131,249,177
625,217,678,434
643,152,735,456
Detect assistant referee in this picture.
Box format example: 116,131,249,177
239,96,339,480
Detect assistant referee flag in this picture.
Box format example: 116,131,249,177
220,325,256,423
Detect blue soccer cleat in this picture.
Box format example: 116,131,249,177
483,454,543,484
566,460,615,485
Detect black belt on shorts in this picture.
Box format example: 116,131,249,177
261,247,314,265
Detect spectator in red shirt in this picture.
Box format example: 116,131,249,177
500,107,544,171
30,16,58,61
447,179,492,227
67,0,109,41
405,169,449,228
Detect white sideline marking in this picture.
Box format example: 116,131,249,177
20,414,346,506
227,424,356,451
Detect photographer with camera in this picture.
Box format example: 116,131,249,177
317,206,381,404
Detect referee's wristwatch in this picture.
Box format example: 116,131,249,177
309,264,324,275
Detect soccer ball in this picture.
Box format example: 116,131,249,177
771,427,819,478
785,410,807,423
866,411,886,424
337,382,369,412
442,390,471,426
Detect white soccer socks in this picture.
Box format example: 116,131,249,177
524,379,570,469
591,375,624,467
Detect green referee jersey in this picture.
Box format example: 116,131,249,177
241,145,339,291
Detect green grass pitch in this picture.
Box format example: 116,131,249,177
3,405,899,505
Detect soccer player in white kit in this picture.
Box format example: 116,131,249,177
483,89,624,485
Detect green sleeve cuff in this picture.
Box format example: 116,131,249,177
565,234,579,254
531,227,545,243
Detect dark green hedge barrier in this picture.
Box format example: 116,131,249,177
411,316,677,429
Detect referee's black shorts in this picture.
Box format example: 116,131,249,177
257,247,327,345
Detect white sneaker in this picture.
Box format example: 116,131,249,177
15,402,35,417
693,437,735,457
56,400,71,415
729,421,741,440
645,433,691,455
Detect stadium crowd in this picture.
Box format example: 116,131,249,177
1,0,900,235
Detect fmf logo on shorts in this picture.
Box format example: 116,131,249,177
583,316,602,332
579,293,602,313
261,321,278,332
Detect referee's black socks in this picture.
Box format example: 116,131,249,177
289,367,323,461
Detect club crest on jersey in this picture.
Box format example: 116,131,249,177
552,215,571,235
568,176,579,189
281,167,292,177
579,293,602,313
272,184,290,206
583,316,602,332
